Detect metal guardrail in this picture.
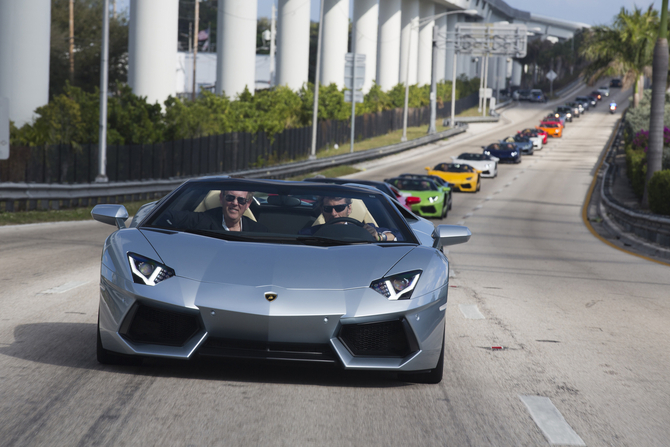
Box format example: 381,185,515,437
599,121,670,249
0,123,468,212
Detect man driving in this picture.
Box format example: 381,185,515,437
301,196,397,242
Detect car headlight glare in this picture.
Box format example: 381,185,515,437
128,253,175,286
428,195,439,203
511,151,517,156
370,271,422,300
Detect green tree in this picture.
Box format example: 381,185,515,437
580,5,658,107
50,0,128,98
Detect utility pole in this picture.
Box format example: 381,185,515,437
96,0,110,182
69,0,74,84
269,4,276,87
192,0,200,101
309,0,325,160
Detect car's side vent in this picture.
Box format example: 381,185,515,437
121,303,201,347
338,319,417,357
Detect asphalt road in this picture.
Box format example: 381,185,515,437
1,87,669,446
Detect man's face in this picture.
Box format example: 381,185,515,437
220,190,251,222
322,197,351,223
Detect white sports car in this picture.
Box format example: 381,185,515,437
450,153,498,178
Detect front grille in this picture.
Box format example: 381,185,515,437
339,320,416,357
462,183,471,189
198,338,337,363
420,206,436,214
121,303,201,346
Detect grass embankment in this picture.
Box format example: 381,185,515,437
0,115,470,225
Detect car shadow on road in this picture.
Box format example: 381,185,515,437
0,322,410,388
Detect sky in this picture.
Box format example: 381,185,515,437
116,0,661,27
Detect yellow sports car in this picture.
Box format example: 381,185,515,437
425,163,480,192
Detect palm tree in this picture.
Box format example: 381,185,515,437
580,6,658,108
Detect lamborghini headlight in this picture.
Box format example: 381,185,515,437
511,151,517,156
128,253,175,286
370,271,421,300
466,176,473,181
428,195,439,203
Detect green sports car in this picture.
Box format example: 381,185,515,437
385,177,449,219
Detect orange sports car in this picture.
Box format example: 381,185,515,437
537,122,562,138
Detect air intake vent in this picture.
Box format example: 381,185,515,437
121,304,200,346
339,320,415,357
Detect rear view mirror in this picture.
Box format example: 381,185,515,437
92,204,129,229
433,225,471,250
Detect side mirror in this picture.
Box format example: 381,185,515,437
92,204,129,229
433,225,471,250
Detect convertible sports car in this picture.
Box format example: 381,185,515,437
91,178,471,384
384,177,448,218
483,142,521,164
537,121,563,138
424,163,481,192
501,135,533,156
518,128,547,146
396,174,453,210
450,153,499,177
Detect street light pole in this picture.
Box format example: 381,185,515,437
96,0,109,183
309,0,325,160
428,25,438,134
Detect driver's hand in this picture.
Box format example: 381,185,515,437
363,224,381,241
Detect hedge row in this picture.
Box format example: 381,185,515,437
648,170,670,215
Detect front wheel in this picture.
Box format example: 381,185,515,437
398,334,444,384
441,197,448,218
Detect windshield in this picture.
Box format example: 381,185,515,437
434,163,472,173
458,153,485,160
387,178,438,191
142,179,416,245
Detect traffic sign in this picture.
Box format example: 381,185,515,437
546,70,557,81
344,53,366,92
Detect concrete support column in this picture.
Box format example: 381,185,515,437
217,0,257,98
511,60,523,86
377,0,402,91
0,0,51,126
444,14,458,84
353,0,378,93
276,0,311,90
400,0,419,86
434,5,447,82
417,1,434,86
320,0,349,88
128,0,179,106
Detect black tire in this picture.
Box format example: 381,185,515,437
476,179,481,192
97,315,142,366
398,334,444,384
441,196,448,219
448,193,452,210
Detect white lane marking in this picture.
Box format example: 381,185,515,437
39,280,90,295
464,213,473,218
449,270,455,278
456,220,465,225
474,205,483,210
505,183,511,187
485,196,492,201
459,304,485,320
513,176,518,180
495,189,503,194
520,396,585,446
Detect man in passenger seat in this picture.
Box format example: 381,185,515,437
300,196,400,241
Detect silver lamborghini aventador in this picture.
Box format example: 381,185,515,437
92,177,470,383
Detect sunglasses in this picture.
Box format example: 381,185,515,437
224,194,249,205
323,204,348,213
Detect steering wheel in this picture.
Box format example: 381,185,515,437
323,217,364,227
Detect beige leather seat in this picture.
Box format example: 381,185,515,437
312,199,377,226
194,190,256,221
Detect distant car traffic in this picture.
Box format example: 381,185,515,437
610,79,623,88
518,128,546,146
576,95,597,107
513,89,531,101
555,106,573,122
598,85,610,97
529,89,547,103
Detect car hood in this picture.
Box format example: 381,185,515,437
140,229,416,290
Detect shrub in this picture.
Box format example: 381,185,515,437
625,147,647,199
648,169,670,215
